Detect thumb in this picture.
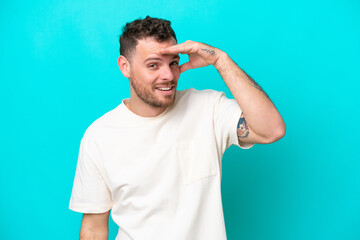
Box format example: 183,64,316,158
180,62,193,73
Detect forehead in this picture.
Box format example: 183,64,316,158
133,37,177,60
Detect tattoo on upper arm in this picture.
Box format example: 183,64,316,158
201,48,215,56
237,114,249,139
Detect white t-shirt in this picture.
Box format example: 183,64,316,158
69,88,254,240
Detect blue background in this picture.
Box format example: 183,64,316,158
1,0,359,239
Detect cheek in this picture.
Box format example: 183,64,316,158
137,70,159,84
173,68,181,79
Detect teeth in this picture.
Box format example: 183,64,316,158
157,87,172,91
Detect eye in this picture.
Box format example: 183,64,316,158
170,61,179,67
148,63,158,69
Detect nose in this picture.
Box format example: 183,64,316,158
159,65,175,81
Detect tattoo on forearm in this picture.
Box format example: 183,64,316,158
201,48,215,56
237,114,249,139
247,74,270,99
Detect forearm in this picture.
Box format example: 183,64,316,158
80,212,109,240
80,225,108,240
214,51,286,140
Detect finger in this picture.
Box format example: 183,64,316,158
166,41,192,51
158,46,193,55
157,42,195,55
180,62,193,73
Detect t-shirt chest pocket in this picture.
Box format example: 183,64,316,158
176,140,219,185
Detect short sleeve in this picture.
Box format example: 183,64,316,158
69,136,113,213
213,91,255,151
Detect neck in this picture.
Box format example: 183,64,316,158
124,98,167,117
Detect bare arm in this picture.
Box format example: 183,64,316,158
213,52,286,144
80,211,110,240
158,41,286,145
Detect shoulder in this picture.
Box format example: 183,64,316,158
177,88,225,103
179,87,223,96
81,105,121,142
171,88,229,116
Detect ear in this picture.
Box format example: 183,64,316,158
118,55,131,78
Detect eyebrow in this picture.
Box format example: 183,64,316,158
144,55,180,63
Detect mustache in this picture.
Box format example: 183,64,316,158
154,81,176,87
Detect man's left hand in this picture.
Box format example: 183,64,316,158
157,40,223,73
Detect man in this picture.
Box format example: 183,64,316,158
69,16,286,240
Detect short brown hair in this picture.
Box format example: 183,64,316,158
119,16,177,59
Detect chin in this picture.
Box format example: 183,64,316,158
159,98,175,108
157,94,176,108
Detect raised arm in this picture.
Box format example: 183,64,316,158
158,40,286,145
213,51,286,145
80,211,110,240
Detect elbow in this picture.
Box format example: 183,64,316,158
275,123,286,141
264,122,286,144
273,121,286,142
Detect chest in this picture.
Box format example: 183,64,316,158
96,105,221,203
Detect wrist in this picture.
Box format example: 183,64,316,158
213,50,229,70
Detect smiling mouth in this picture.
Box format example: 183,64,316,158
155,86,174,91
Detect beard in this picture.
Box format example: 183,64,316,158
129,74,176,109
